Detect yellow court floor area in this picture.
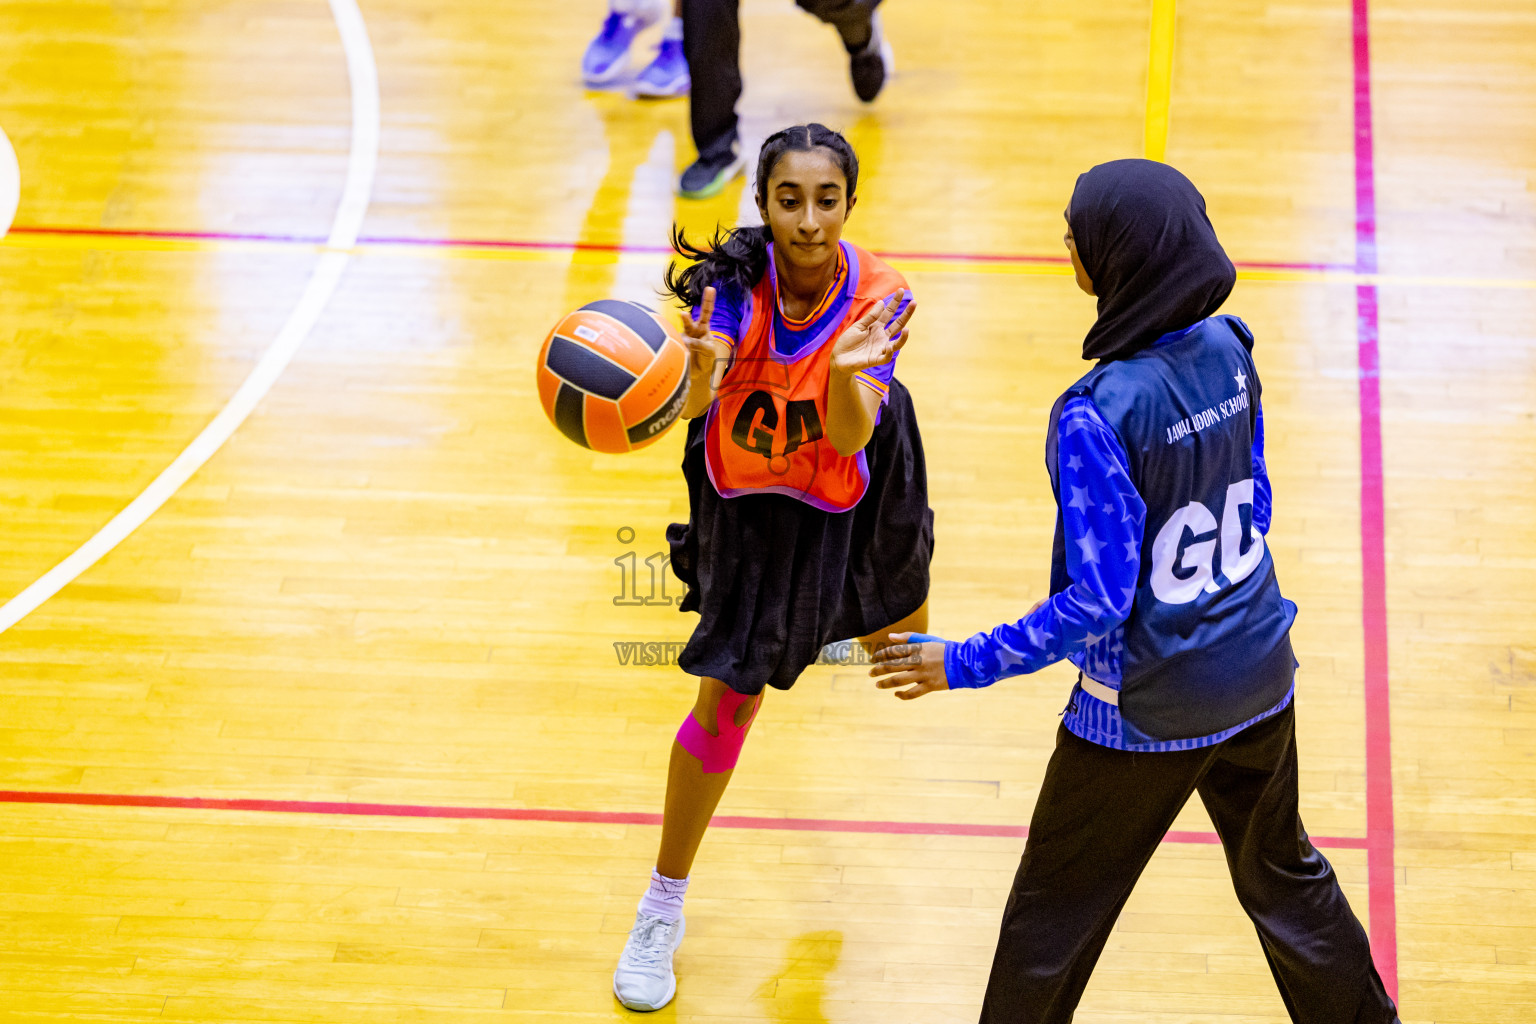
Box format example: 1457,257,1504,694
0,0,1533,1021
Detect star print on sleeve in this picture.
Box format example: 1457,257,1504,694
996,645,1027,669
945,395,1148,689
1075,528,1105,564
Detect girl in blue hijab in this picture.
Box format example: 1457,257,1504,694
872,160,1400,1024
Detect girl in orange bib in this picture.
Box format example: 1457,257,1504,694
612,124,934,1011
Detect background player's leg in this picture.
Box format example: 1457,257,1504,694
656,675,763,878
631,0,690,99
1197,706,1400,1024
793,0,879,49
979,726,1209,1024
794,0,892,101
678,0,745,197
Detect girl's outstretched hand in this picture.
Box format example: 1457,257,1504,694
831,291,915,376
680,286,731,389
870,630,951,700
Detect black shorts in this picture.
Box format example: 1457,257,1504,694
667,378,934,695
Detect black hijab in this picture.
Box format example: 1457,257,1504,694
1068,159,1236,363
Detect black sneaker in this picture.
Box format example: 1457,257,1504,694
678,144,745,200
848,11,894,103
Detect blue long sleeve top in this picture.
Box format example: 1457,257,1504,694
943,390,1291,752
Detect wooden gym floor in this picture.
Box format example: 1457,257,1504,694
0,0,1532,1020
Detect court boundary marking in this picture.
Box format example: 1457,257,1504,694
0,224,1348,272
8,224,1533,291
1144,0,1177,161
0,124,18,238
0,0,380,636
0,790,1370,850
1352,0,1398,1000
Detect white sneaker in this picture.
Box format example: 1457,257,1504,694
613,911,685,1011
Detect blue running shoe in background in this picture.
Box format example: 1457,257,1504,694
631,21,689,99
582,3,663,87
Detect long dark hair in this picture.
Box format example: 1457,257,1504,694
662,123,860,309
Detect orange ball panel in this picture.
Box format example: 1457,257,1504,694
618,336,687,426
582,395,631,454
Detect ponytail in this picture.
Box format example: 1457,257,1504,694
662,123,860,310
663,223,770,310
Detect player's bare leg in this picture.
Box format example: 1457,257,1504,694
858,597,930,659
657,676,762,877
616,676,760,1011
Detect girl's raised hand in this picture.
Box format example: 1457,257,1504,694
831,291,916,376
679,285,715,342
679,286,731,389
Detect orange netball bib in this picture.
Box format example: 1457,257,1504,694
704,242,909,513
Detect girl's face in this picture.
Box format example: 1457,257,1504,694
1064,213,1095,296
759,148,856,273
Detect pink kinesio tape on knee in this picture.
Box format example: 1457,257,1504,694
676,689,759,773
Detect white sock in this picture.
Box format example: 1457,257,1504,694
638,868,688,922
661,16,683,42
611,0,667,23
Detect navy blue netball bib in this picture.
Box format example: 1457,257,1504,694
1047,316,1296,742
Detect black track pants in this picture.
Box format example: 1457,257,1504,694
681,0,882,161
979,706,1400,1024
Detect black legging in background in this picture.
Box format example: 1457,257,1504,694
980,704,1401,1024
681,0,883,163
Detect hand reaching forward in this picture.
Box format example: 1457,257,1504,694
870,631,951,700
831,291,916,376
679,286,731,390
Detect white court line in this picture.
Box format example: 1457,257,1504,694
0,0,380,635
0,124,18,238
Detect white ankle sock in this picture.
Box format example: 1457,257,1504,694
611,0,666,22
638,868,688,922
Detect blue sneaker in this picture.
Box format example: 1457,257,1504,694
582,9,657,87
631,31,689,99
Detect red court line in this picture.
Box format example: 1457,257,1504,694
8,225,332,246
0,789,1369,849
1351,0,1398,1002
5,224,1349,273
